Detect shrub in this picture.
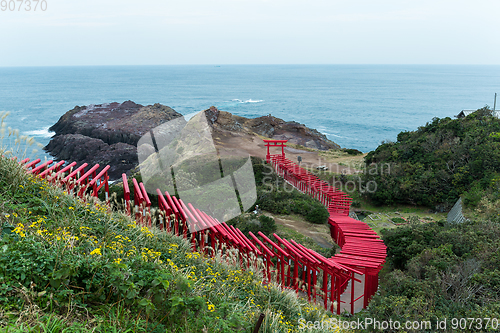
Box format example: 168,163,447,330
391,217,406,224
362,107,500,209
226,213,277,238
342,148,363,155
252,158,329,225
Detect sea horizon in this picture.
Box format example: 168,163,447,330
2,64,500,68
1,64,499,160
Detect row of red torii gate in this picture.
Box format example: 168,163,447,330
20,139,386,315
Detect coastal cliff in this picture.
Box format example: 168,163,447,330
45,101,182,179
48,101,182,146
205,106,340,150
45,102,340,180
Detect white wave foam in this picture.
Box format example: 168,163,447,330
24,127,53,138
322,131,346,139
243,99,263,103
231,99,264,104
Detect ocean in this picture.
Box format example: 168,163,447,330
0,65,499,161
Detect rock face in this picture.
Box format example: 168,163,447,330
45,101,182,180
205,106,340,150
44,134,137,181
45,102,340,180
48,101,181,146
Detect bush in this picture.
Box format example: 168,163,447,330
226,213,277,238
306,206,330,225
256,188,329,224
362,107,500,209
391,217,406,224
342,148,363,155
248,157,330,224
356,217,500,329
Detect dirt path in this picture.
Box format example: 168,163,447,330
214,133,361,174
265,213,335,249
216,133,362,250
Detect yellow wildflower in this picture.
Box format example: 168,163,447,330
90,248,102,256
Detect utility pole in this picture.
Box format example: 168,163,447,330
494,93,497,112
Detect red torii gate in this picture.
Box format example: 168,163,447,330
263,141,386,313
263,139,288,162
16,137,385,315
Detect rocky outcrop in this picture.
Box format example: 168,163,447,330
44,134,137,180
45,102,341,180
205,107,340,150
45,101,182,180
48,101,182,146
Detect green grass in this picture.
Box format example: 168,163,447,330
298,160,449,235
274,221,337,258
292,166,448,236
351,207,446,235
0,153,344,333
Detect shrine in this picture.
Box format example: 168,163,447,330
263,139,288,162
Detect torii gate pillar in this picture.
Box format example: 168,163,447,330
263,139,288,163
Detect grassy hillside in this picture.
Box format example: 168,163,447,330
354,214,500,332
349,108,500,332
0,155,341,333
105,156,330,227
362,106,500,210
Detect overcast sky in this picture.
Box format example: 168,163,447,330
1,0,499,66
